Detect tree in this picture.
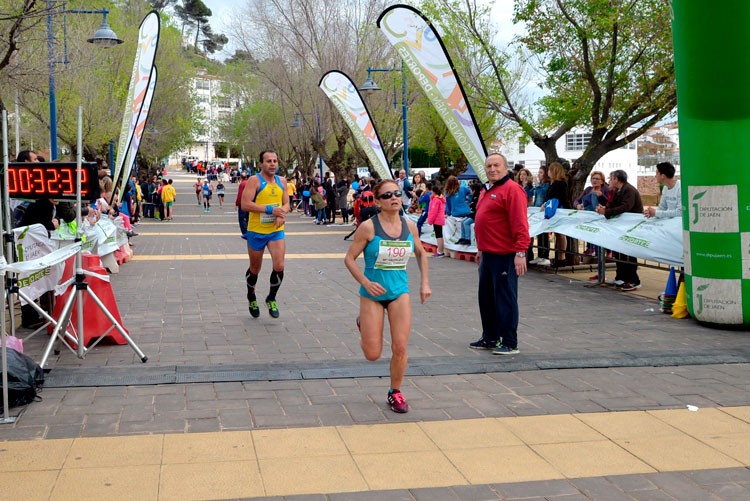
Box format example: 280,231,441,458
0,0,58,113
200,24,228,55
3,0,196,163
423,0,676,198
174,0,212,53
226,0,396,178
148,0,178,9
515,0,676,196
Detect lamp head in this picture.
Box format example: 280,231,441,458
88,12,123,47
360,75,380,95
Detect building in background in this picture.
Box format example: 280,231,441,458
498,129,639,185
636,122,680,203
169,69,237,165
637,122,680,175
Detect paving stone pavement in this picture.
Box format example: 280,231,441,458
242,467,750,500
4,169,750,500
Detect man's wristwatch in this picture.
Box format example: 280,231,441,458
515,252,526,258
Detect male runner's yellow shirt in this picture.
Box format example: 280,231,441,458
247,174,285,234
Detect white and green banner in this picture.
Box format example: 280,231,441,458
10,224,72,303
116,65,158,203
377,4,488,182
319,71,392,180
414,211,684,266
527,209,683,267
113,10,160,200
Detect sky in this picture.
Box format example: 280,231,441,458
198,0,521,60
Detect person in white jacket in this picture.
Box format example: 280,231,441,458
645,162,681,219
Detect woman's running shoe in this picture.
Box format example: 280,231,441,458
387,389,409,413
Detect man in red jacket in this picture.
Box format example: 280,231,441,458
469,153,530,355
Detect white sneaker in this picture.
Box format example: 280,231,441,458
606,279,625,287
528,258,540,265
536,258,551,266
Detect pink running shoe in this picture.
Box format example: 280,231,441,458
387,389,409,413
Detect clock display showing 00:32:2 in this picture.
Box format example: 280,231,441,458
7,162,99,200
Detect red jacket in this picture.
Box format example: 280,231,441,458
427,195,446,226
474,176,530,254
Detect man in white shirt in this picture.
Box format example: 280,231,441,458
395,169,411,209
645,162,681,219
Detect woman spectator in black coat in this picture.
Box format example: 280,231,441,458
324,178,336,224
544,162,571,265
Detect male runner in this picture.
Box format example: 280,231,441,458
240,150,290,318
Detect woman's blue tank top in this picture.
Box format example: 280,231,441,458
359,215,414,301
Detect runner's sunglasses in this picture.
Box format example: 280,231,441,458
377,190,403,200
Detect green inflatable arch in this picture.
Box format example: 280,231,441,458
672,1,750,325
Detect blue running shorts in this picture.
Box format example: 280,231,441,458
246,230,285,251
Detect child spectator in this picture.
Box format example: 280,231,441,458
408,189,423,213
416,181,433,235
161,178,176,221
457,183,482,246
310,185,327,225
427,184,446,257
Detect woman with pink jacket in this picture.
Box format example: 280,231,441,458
427,184,446,257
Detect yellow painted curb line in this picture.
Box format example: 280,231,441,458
1,407,749,499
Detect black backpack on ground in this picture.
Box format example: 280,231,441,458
0,348,44,411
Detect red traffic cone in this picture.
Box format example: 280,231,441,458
664,267,678,296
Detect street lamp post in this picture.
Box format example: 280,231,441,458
360,60,409,176
291,110,323,180
47,1,123,160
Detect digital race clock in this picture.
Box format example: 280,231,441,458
7,162,101,201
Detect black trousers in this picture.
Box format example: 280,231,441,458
478,253,519,349
614,252,639,284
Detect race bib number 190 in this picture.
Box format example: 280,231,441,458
375,240,412,270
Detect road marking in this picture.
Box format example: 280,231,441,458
134,231,349,236
131,253,347,261
138,220,317,225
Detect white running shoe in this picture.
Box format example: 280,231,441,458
536,258,551,266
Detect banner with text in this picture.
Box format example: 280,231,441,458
117,65,158,202
411,210,683,266
528,209,684,266
113,11,160,200
12,224,64,304
378,4,488,182
319,71,392,180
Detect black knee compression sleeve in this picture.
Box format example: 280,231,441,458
268,269,284,300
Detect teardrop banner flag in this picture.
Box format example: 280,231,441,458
117,65,157,202
319,71,393,180
113,10,160,199
377,4,488,182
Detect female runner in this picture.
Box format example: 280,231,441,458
344,179,431,413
